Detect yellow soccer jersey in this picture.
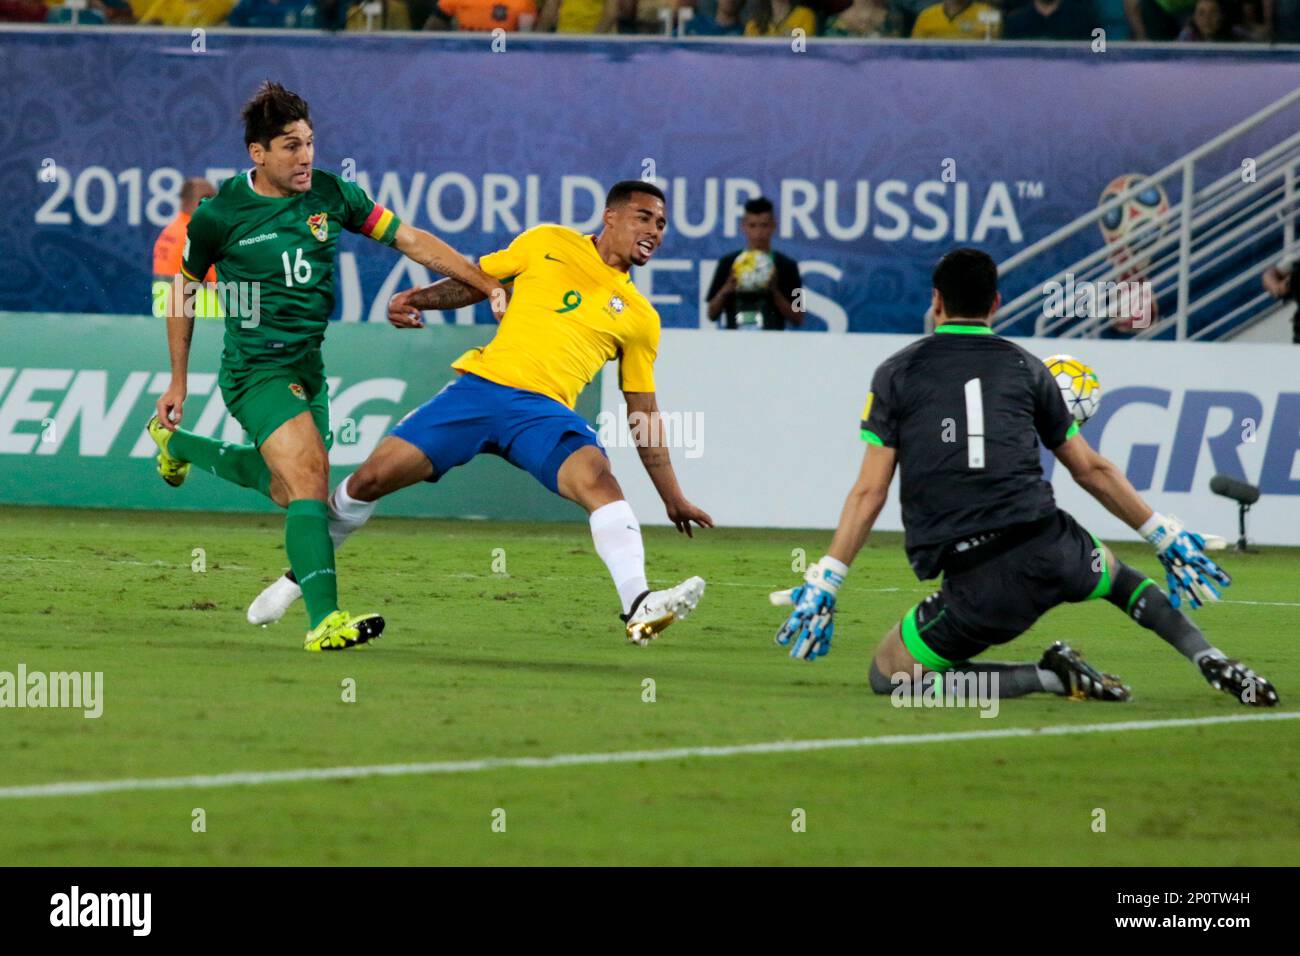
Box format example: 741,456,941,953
910,1,1000,38
452,224,660,409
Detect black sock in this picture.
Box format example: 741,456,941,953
949,661,1056,698
1105,563,1214,663
869,658,1054,698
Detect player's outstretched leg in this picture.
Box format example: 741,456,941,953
867,616,1130,702
1103,558,1279,706
146,416,274,498
248,435,432,625
557,445,705,646
259,413,384,651
1037,640,1132,702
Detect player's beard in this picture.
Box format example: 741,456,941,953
286,168,313,193
267,166,312,195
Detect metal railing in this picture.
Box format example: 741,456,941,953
992,86,1300,341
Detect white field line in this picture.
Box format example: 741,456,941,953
1,711,1294,801
4,554,1297,606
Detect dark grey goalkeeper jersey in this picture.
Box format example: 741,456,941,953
860,322,1079,580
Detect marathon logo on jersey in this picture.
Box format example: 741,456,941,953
307,212,329,242
237,231,279,247
49,886,151,936
288,383,306,400
604,294,625,319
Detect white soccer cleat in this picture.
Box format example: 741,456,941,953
623,576,706,647
247,573,302,625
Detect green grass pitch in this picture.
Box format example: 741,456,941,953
0,505,1295,865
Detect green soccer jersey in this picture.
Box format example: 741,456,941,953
181,168,401,369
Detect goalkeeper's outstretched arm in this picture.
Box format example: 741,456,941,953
826,444,897,568
769,444,896,661
1054,431,1229,608
1052,433,1153,530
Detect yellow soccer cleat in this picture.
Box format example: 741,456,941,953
146,415,191,488
303,610,386,652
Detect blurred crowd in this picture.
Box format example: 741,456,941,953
3,0,1297,42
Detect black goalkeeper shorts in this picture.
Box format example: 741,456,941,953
900,509,1111,669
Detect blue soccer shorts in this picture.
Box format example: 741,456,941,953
389,373,605,494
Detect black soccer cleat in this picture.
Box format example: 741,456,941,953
1040,641,1132,702
1199,656,1279,707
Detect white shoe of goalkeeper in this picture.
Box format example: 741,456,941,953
247,574,303,625
623,576,706,646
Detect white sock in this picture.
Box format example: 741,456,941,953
327,474,378,551
589,500,648,615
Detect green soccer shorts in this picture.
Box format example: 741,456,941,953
219,351,330,449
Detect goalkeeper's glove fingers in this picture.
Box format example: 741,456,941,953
772,557,847,659
775,590,834,649
789,610,834,661
1164,554,1227,609
1145,513,1231,610
790,613,832,658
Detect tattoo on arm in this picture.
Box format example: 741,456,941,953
408,278,489,311
637,447,672,470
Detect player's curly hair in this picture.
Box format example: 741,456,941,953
242,82,312,148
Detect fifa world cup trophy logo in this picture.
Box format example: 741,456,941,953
1097,174,1167,332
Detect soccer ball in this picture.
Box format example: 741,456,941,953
1044,354,1101,423
732,249,775,292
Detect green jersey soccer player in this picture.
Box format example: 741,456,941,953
148,82,504,652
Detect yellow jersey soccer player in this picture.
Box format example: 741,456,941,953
248,181,714,645
147,82,504,652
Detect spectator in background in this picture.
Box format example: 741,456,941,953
824,0,904,35
0,0,48,20
136,0,236,24
227,0,313,26
745,0,817,35
430,0,537,28
684,0,745,33
1262,255,1299,342
42,0,134,19
537,0,620,31
153,178,221,320
1176,0,1247,35
630,0,687,32
1273,0,1300,40
1123,0,1194,38
98,0,135,18
706,197,803,331
911,0,1002,36
1002,0,1097,36
406,0,434,27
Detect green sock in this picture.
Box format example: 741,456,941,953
169,429,272,498
285,499,338,629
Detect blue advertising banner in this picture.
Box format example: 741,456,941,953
3,28,1298,334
